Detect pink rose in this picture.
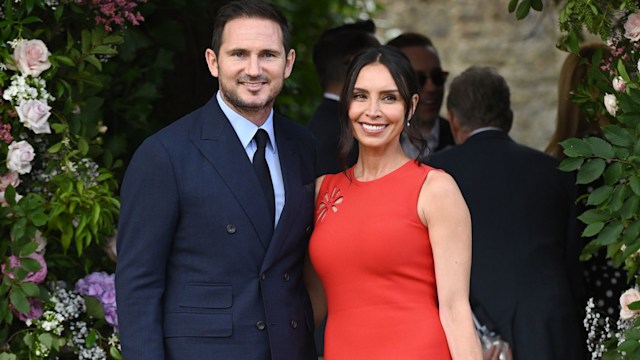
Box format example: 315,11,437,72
1,253,48,284
11,39,51,77
11,297,44,322
0,171,20,192
620,288,640,320
625,13,640,41
16,99,52,134
612,76,627,92
6,140,35,175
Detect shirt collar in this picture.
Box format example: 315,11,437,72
216,91,276,153
323,92,340,102
469,126,503,137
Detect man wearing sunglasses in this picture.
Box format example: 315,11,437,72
387,32,455,156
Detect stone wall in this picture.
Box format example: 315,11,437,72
374,0,567,151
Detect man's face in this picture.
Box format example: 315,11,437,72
399,45,445,129
206,17,295,124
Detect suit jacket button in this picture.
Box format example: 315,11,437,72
283,272,290,281
290,320,298,328
256,321,266,330
260,272,266,281
305,225,312,234
226,224,236,234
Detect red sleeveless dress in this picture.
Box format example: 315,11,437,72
309,161,451,359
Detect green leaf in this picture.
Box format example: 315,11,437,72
610,185,628,212
530,0,543,11
110,344,122,360
9,291,29,314
576,158,606,184
78,137,89,155
38,332,54,348
84,54,102,71
516,0,532,20
603,162,623,186
618,59,632,83
54,3,64,21
0,352,18,360
631,175,640,196
84,296,105,319
508,0,519,13
19,258,41,273
586,137,615,158
54,55,75,67
91,45,118,56
578,209,610,224
587,185,613,206
47,142,63,154
618,338,640,352
595,221,624,246
603,125,633,147
624,220,640,244
558,157,584,172
582,221,605,237
620,196,640,220
19,282,39,297
561,138,592,157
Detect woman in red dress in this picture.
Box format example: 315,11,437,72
305,46,482,359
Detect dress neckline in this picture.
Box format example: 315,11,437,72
349,160,414,184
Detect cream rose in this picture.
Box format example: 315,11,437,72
620,288,640,320
6,140,35,175
11,39,52,77
16,99,52,134
625,13,640,41
613,76,627,92
604,93,618,116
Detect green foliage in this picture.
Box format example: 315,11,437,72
511,0,640,357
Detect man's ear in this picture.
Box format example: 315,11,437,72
205,48,219,78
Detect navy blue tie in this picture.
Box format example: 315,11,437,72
253,129,275,224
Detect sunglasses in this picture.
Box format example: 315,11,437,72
416,68,449,87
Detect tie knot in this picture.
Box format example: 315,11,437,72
254,128,269,149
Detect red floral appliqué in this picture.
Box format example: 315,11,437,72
316,186,343,222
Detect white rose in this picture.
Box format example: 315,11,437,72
637,58,640,73
16,99,52,134
620,288,640,320
612,76,627,92
625,13,640,41
604,93,618,116
11,39,52,77
6,140,35,175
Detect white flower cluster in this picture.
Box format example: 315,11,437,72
27,310,65,335
584,298,612,359
51,288,86,321
2,74,54,105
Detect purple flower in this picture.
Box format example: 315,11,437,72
75,271,118,328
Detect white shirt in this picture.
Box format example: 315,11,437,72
216,91,285,227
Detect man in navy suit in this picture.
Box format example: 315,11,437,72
115,1,318,358
428,66,585,359
307,21,380,175
387,32,455,155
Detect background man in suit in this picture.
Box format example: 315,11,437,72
427,66,586,359
115,1,318,359
387,32,455,155
307,20,380,175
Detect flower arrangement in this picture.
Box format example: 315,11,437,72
510,0,640,358
0,0,146,358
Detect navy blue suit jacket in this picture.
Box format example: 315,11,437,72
427,130,585,360
116,97,318,359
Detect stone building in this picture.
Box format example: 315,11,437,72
375,0,568,151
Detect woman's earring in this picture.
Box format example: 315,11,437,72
406,117,411,127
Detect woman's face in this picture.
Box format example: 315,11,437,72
348,63,415,151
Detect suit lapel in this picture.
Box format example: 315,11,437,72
262,115,305,270
190,98,274,249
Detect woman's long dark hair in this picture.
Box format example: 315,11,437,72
337,45,427,170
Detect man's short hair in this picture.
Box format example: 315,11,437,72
312,20,380,90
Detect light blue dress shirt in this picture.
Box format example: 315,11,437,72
216,91,285,227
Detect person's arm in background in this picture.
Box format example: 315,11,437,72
420,170,483,359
